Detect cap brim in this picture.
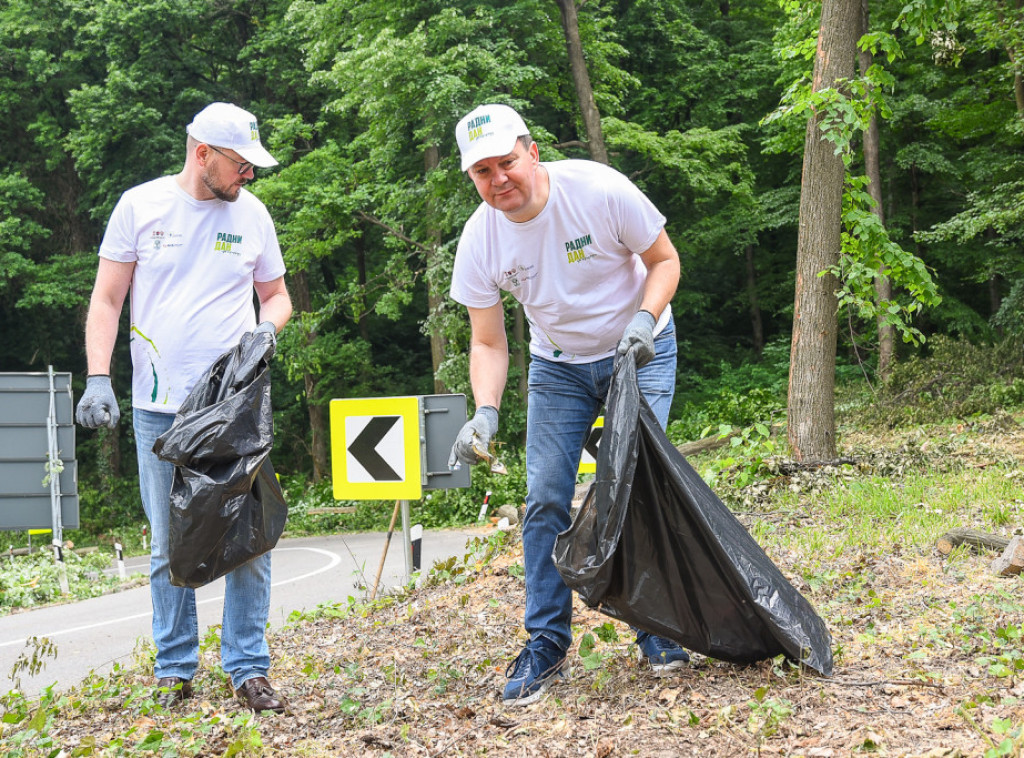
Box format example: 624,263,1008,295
236,144,279,168
460,134,520,171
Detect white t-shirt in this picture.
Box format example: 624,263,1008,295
99,175,286,413
450,159,670,363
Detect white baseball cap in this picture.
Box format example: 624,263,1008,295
455,104,530,171
186,102,278,168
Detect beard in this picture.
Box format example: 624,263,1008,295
201,169,243,202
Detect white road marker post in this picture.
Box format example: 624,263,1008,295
477,490,492,522
114,541,126,579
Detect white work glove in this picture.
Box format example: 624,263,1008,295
448,406,499,467
252,320,277,358
76,375,120,429
616,310,657,367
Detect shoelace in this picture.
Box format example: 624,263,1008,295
505,645,560,679
505,646,534,679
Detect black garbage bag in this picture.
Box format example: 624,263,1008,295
152,331,287,589
553,352,833,676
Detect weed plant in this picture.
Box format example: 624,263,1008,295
0,550,139,612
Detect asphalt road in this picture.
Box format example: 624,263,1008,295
0,527,486,698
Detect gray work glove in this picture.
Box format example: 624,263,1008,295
616,310,657,367
448,405,499,467
76,375,120,429
252,320,277,358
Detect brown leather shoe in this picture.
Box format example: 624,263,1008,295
235,676,286,714
155,676,193,708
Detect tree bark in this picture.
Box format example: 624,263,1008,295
788,0,860,462
291,270,329,481
744,244,764,356
424,143,448,395
354,233,370,344
859,0,895,381
554,0,608,164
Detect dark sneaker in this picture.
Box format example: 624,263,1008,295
636,631,690,675
155,676,193,708
502,638,568,706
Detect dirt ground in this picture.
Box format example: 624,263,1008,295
37,417,1024,756
44,531,1022,758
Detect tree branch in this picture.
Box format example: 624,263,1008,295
356,211,434,255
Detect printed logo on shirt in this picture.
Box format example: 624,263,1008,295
565,233,594,264
500,263,537,290
150,230,165,252
214,232,243,256
466,114,491,142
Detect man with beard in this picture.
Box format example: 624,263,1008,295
75,102,292,713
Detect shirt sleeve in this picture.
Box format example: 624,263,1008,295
253,204,287,282
606,168,666,255
98,193,139,263
449,214,502,309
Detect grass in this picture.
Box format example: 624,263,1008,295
751,464,1024,565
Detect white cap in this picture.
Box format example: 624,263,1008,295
455,104,529,171
186,102,278,168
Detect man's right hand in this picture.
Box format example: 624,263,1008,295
76,375,120,429
448,406,499,467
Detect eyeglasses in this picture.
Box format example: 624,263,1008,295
206,145,255,175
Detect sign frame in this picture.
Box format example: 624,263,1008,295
577,416,605,475
330,396,423,500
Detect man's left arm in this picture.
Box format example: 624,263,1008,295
638,228,681,318
254,276,293,333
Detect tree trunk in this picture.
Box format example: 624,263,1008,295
424,143,448,395
291,270,329,481
989,272,1003,320
788,0,860,462
997,0,1024,117
554,0,608,165
744,244,764,356
354,233,370,344
859,0,895,382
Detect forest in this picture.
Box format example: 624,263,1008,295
1,0,1023,535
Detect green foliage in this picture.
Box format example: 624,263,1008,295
0,0,1020,541
668,338,789,444
856,335,1024,426
836,176,942,347
0,549,136,610
700,420,780,489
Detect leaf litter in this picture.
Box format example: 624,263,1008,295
25,419,1024,756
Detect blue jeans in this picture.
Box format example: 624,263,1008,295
523,320,677,651
134,408,272,689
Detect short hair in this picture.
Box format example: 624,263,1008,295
517,134,534,151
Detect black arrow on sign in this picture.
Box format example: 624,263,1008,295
349,416,402,481
584,427,603,459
